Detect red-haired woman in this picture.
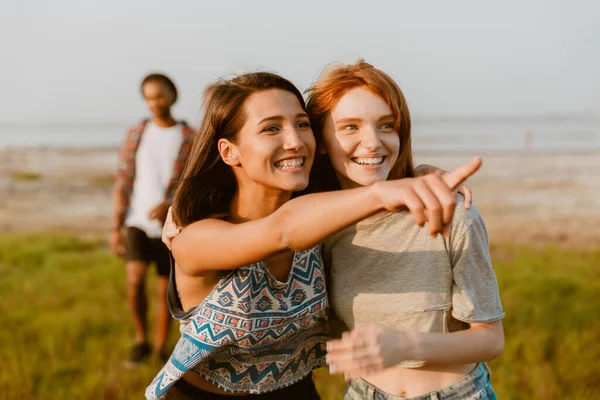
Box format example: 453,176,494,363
307,60,504,400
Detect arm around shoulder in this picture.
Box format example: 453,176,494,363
171,214,287,276
171,184,385,275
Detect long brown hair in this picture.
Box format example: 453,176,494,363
172,72,306,227
305,59,414,192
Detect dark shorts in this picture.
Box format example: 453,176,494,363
168,374,321,399
125,226,170,277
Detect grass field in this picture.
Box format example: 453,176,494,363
0,234,598,399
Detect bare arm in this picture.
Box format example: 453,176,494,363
109,189,127,257
409,321,504,363
172,185,381,274
171,158,483,275
327,321,503,378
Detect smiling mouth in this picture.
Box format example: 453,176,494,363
274,157,305,170
351,156,385,166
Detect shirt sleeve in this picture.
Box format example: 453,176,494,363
114,134,129,189
112,129,134,228
449,205,505,323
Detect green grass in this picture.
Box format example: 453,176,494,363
0,235,598,399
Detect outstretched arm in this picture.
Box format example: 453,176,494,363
171,158,482,275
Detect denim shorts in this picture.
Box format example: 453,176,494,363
344,363,496,400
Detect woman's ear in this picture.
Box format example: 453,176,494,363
218,138,241,166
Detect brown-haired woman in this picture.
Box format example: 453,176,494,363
307,60,504,400
145,71,481,400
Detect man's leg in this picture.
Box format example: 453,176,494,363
153,239,172,359
154,275,170,357
126,259,149,345
123,227,153,366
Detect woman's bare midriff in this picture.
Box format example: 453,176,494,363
362,363,477,398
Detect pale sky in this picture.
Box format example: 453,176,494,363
2,0,599,124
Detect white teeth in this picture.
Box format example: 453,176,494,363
352,157,384,165
275,157,304,169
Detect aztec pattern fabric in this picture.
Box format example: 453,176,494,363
145,245,329,399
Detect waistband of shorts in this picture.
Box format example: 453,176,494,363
350,363,492,400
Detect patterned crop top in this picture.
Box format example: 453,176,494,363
145,245,329,399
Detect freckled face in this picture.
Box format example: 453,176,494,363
322,87,400,189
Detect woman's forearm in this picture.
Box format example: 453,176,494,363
274,185,383,251
406,321,504,364
326,319,503,377
172,184,386,273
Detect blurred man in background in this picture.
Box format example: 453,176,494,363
110,73,194,367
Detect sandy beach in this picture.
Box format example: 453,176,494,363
1,147,599,248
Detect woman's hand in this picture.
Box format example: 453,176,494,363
414,164,473,209
454,180,472,209
326,325,413,380
375,157,481,237
161,207,181,250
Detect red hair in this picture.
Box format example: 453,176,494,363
304,59,414,192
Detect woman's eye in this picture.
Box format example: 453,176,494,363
380,123,394,130
262,125,280,133
296,121,311,129
342,125,358,131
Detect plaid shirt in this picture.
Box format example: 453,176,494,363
112,119,194,229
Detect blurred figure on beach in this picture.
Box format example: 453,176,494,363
110,73,194,367
524,129,534,150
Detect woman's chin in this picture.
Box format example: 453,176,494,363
279,179,309,192
349,175,387,187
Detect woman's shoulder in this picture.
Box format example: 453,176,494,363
452,195,483,224
449,195,488,243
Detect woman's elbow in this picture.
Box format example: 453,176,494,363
270,207,294,251
472,321,504,361
486,323,505,360
487,335,505,360
171,238,203,276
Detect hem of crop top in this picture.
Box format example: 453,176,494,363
190,354,326,394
